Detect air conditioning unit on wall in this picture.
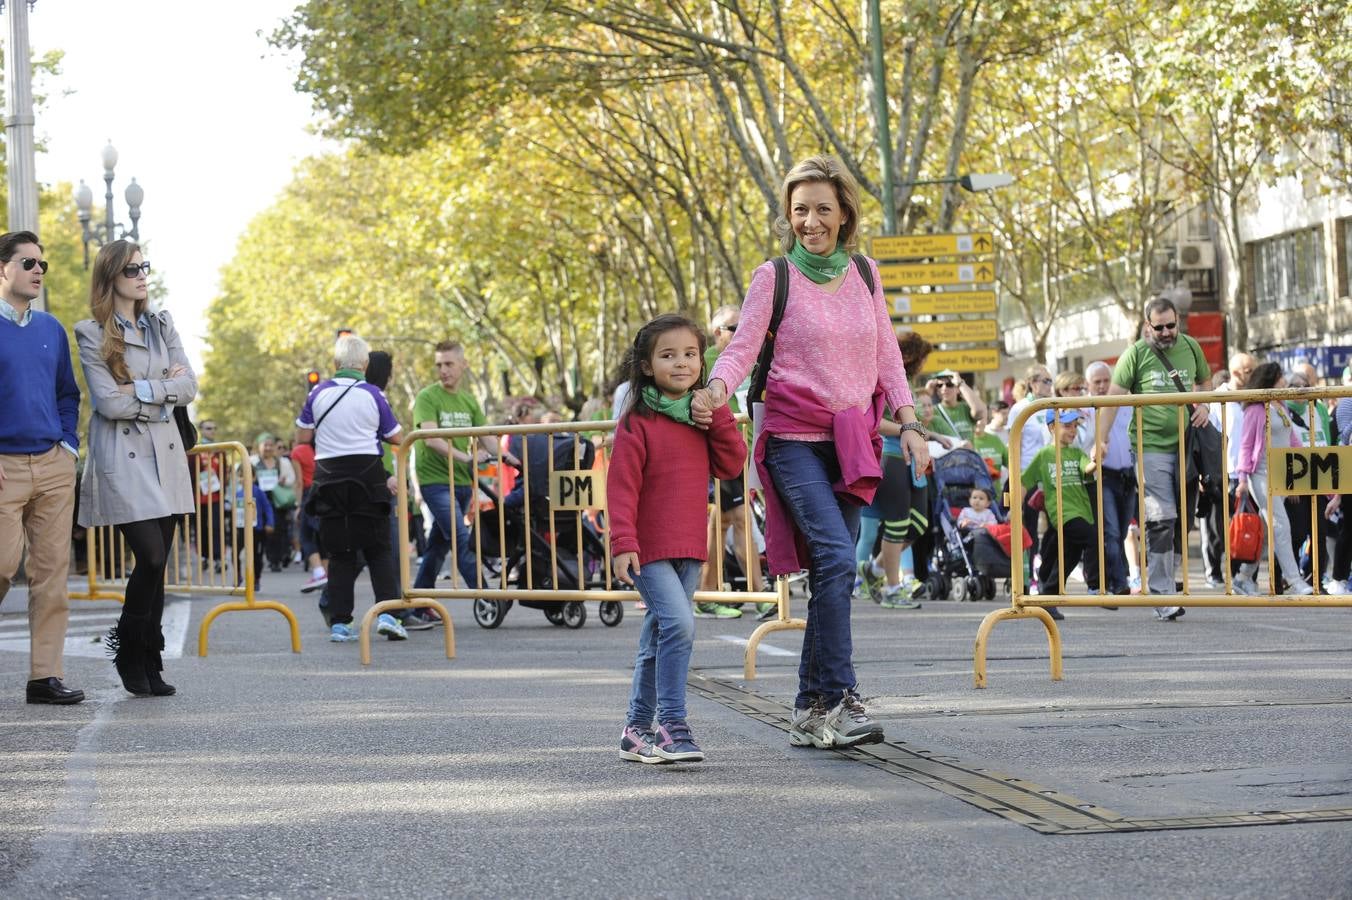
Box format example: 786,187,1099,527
1177,240,1216,270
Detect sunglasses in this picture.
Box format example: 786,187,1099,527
1150,321,1178,332
19,257,49,274
718,324,737,333
122,261,151,278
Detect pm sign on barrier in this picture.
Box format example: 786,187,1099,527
1270,446,1352,495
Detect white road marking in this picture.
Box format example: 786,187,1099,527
0,599,191,659
718,634,796,657
1246,622,1319,635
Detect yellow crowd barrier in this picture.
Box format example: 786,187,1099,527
362,417,792,675
69,441,301,656
974,386,1352,688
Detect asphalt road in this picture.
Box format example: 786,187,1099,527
2,560,1350,899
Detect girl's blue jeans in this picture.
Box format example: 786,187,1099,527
764,437,862,710
627,557,699,727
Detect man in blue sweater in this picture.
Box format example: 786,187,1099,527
0,231,84,704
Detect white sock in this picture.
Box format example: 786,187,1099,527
312,565,326,579
882,582,901,595
870,561,885,578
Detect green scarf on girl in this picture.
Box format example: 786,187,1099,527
641,385,695,425
787,239,851,284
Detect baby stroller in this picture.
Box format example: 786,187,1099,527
921,448,1009,602
467,433,623,630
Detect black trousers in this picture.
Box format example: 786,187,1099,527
1037,517,1099,595
1331,495,1352,582
315,456,400,625
116,516,177,636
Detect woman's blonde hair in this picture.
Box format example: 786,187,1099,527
1054,371,1086,395
88,240,148,384
774,155,862,254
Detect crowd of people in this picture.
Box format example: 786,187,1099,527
2,151,1350,775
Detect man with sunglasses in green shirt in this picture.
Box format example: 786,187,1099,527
1099,296,1211,621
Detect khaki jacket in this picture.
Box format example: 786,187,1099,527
75,309,197,526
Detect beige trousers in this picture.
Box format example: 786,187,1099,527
0,445,77,679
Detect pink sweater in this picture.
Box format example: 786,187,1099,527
1236,402,1298,475
709,259,914,440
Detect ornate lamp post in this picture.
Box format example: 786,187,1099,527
74,141,145,268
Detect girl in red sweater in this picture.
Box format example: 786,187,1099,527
608,314,747,763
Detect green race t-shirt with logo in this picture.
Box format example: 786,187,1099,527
1021,444,1094,528
413,384,486,486
1110,335,1210,453
929,401,975,443
973,432,1009,496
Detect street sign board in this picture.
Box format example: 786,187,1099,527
879,261,996,289
872,232,994,259
922,348,1001,372
891,291,997,316
898,319,999,343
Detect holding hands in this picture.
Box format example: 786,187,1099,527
690,378,728,429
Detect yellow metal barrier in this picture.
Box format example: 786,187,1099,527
69,442,302,655
974,385,1352,688
366,418,793,675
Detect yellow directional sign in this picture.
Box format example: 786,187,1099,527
898,319,999,343
891,291,997,316
922,348,1001,372
872,232,994,259
879,261,996,289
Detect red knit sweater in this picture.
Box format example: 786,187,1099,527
607,404,747,564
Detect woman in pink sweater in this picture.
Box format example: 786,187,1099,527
692,155,929,748
608,314,747,764
1234,362,1313,595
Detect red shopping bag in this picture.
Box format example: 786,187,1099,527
1229,493,1263,563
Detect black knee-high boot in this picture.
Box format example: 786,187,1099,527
106,617,152,695
144,630,175,696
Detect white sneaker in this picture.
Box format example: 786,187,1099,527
1232,575,1260,596
822,695,885,747
1323,579,1349,595
788,704,830,748
1286,579,1314,596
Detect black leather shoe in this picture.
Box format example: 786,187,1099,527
26,677,86,705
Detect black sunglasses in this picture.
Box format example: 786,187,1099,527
718,323,737,333
122,262,151,278
1150,321,1178,332
19,257,48,274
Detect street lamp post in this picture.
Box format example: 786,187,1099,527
74,140,145,268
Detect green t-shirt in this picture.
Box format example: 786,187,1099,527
973,432,1009,493
1021,444,1094,528
930,401,975,443
413,383,486,486
1110,335,1210,453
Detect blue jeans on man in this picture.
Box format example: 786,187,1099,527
414,482,481,590
1097,467,1135,593
764,437,862,711
627,558,700,726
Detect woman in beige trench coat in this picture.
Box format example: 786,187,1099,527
75,240,196,697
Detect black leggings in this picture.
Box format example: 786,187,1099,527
117,516,178,631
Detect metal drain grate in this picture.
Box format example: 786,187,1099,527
689,672,1352,835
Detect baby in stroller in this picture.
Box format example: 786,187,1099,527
926,449,1011,602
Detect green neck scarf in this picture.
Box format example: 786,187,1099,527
334,368,365,381
787,239,851,284
641,385,695,425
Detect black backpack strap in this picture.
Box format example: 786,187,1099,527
852,253,876,294
747,257,791,405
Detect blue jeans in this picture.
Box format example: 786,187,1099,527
764,438,862,710
627,558,700,726
414,483,481,590
1098,467,1135,592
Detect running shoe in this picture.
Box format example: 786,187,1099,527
652,720,704,762
329,622,357,642
755,601,777,620
300,570,328,594
788,704,830,748
619,725,666,764
694,603,741,619
856,560,883,603
822,694,885,747
1154,606,1185,621
376,613,408,641
402,611,437,631
879,584,921,609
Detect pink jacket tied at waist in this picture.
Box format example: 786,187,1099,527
756,380,886,575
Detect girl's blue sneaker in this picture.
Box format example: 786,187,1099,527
653,720,705,762
619,725,666,764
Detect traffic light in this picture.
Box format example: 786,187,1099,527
305,370,321,390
